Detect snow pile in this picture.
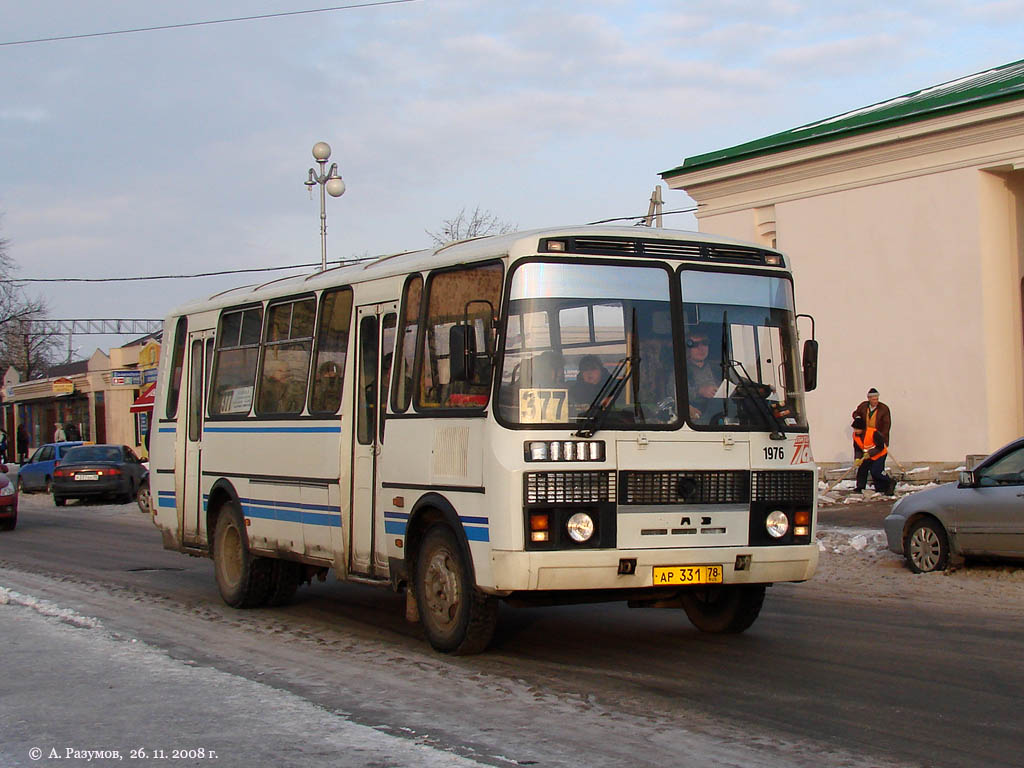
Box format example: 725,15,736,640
0,586,103,629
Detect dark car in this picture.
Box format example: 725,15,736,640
17,441,84,493
51,444,148,506
885,437,1024,572
0,464,18,530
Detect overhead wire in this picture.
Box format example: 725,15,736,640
5,206,699,284
0,0,419,47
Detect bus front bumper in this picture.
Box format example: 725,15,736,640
487,543,818,594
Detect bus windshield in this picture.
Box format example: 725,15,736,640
497,262,680,429
681,270,807,431
496,261,808,432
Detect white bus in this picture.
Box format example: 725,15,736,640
149,226,820,654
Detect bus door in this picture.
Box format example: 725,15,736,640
183,330,214,547
350,303,397,577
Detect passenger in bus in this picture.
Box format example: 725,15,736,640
570,355,609,412
311,360,342,413
260,361,305,414
686,329,721,424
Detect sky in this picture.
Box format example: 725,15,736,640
2,0,1023,359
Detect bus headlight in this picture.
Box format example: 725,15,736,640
566,512,595,543
766,510,789,538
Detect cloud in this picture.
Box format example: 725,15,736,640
0,107,49,123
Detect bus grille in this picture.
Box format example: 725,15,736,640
620,470,750,505
751,470,815,503
524,471,615,504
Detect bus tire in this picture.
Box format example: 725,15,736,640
265,560,302,607
679,584,766,633
415,524,497,655
213,502,272,608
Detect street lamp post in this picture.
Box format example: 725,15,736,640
304,141,346,271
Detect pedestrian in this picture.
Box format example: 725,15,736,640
852,387,891,445
0,430,7,464
852,415,893,494
53,423,66,442
16,423,28,464
64,422,81,441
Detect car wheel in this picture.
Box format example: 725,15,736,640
414,525,497,654
679,584,766,633
136,481,151,514
44,477,51,494
212,502,272,608
0,511,16,531
905,518,949,573
53,495,66,507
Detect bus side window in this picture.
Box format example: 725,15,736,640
165,316,188,419
418,262,503,410
310,287,353,415
257,296,316,416
392,275,422,413
210,306,263,416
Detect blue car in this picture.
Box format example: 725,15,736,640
17,442,84,493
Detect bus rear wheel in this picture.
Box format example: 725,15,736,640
415,525,497,655
213,503,272,608
679,584,766,633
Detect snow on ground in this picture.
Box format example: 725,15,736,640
813,526,1024,616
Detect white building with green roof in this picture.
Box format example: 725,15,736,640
662,59,1024,466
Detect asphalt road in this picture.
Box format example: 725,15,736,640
1,493,1022,768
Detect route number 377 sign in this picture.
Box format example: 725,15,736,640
519,388,570,423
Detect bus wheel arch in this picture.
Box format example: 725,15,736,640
404,494,497,654
404,493,478,588
205,479,241,554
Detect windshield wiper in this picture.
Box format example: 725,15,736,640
723,359,787,440
573,356,634,438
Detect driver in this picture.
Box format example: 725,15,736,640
686,330,721,423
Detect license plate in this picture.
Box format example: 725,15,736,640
74,474,99,481
652,565,724,586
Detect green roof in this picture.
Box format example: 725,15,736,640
662,58,1024,177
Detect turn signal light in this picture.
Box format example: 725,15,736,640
794,510,810,526
529,512,550,543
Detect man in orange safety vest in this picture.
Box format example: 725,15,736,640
852,415,891,494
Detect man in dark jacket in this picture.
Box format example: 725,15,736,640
852,387,891,444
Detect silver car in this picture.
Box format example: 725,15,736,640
885,437,1024,573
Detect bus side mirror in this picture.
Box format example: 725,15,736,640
802,339,818,392
449,325,476,382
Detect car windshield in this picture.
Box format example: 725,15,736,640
63,446,121,463
681,270,807,430
497,262,679,429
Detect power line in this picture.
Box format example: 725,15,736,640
4,210,699,284
0,257,378,284
586,206,697,225
0,0,419,47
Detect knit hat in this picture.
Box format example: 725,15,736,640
851,416,866,429
867,388,879,396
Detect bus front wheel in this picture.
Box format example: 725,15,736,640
679,584,766,633
213,503,272,608
415,525,497,655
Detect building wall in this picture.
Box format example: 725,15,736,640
694,169,996,463
667,102,1024,464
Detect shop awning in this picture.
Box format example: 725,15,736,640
130,382,156,414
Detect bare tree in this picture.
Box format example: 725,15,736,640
426,206,516,247
0,220,63,378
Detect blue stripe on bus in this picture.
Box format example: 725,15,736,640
384,521,407,536
236,496,343,527
384,511,409,520
203,426,342,434
158,427,177,433
464,526,489,542
459,515,488,525
157,495,176,508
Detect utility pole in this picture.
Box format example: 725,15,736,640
642,185,664,228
